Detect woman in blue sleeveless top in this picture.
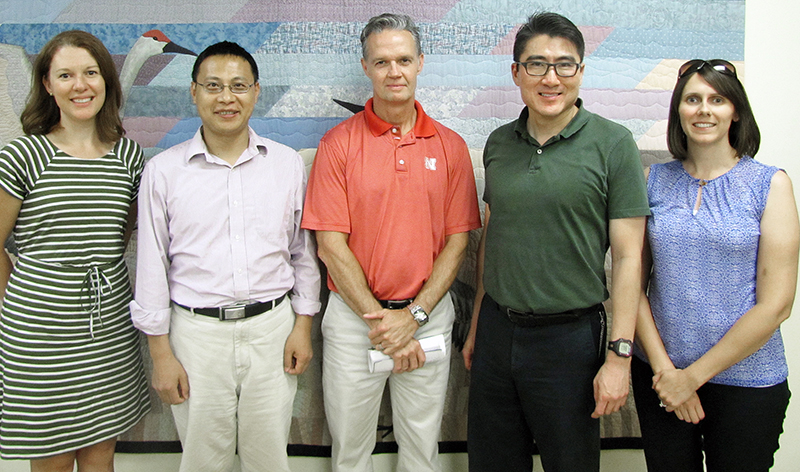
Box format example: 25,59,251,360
632,59,798,472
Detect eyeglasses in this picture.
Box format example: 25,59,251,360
194,81,255,94
677,59,737,81
515,61,581,78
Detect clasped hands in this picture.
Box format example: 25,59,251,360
652,368,706,424
364,308,425,373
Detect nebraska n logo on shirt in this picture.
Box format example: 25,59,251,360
425,157,437,171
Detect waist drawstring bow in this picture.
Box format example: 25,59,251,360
81,266,113,340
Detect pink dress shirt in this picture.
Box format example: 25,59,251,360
130,128,321,335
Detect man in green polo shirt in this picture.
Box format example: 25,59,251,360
462,12,650,472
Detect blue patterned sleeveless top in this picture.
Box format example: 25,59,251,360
646,156,787,387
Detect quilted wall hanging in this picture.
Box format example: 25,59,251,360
0,0,745,453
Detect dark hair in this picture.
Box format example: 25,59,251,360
513,12,585,62
21,30,124,143
667,64,760,160
192,41,258,83
360,13,422,59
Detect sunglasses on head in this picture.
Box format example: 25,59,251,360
677,59,737,81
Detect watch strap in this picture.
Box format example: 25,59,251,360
608,338,634,358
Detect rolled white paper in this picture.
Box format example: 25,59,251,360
368,334,447,373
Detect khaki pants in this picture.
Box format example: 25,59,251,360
169,299,297,472
322,292,454,472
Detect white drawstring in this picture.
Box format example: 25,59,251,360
82,266,113,340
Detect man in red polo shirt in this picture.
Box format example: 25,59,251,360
302,12,481,472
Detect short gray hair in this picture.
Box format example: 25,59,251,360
360,13,422,59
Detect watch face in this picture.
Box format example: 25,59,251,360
611,339,633,357
408,305,428,325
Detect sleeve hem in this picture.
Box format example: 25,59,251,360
291,298,322,316
445,221,483,235
609,207,652,219
129,301,172,336
300,221,351,233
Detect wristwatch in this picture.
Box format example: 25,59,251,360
608,338,634,358
407,304,429,326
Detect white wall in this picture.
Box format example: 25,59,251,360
747,1,800,471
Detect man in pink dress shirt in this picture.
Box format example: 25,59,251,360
130,41,321,472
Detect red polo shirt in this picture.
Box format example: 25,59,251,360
302,99,481,300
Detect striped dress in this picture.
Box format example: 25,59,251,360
0,135,151,459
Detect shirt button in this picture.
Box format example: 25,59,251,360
392,127,398,133
235,235,240,241
537,149,543,154
399,159,405,165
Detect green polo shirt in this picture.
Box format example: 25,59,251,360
483,101,650,313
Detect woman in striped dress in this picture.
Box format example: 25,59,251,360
0,31,150,470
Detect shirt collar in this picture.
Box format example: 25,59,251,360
185,126,267,165
514,98,589,146
364,98,437,138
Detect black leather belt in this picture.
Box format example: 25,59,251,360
175,293,286,321
501,302,603,327
378,298,413,309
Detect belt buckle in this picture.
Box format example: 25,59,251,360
386,299,412,309
220,301,249,321
507,308,524,317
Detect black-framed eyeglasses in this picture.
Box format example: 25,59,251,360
515,61,581,78
194,81,256,94
677,59,737,81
